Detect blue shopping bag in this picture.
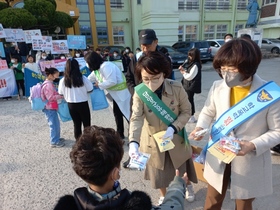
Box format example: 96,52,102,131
90,87,109,110
31,98,47,111
58,100,72,122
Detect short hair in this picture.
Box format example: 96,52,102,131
213,38,262,81
95,48,101,51
135,51,171,81
45,67,59,76
188,48,201,63
84,51,104,71
241,34,251,40
64,59,84,88
123,191,152,210
224,33,233,40
70,126,124,186
27,54,34,60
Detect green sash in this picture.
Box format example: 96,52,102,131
135,83,190,145
94,68,127,91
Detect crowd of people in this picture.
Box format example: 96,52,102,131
1,29,280,210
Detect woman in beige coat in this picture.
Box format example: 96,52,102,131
190,38,280,210
128,51,197,204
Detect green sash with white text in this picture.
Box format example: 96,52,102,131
135,83,190,145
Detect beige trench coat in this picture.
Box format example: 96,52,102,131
129,79,192,170
197,74,280,199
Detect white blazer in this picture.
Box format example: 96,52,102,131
196,74,280,199
88,62,131,120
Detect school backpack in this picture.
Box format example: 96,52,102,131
29,83,47,111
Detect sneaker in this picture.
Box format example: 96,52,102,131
158,196,165,205
271,144,280,155
185,184,195,202
188,116,197,123
123,157,131,169
59,138,65,143
50,141,65,148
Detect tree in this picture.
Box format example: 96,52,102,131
0,8,37,29
52,11,74,29
0,2,8,10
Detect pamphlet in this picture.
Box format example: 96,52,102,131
153,131,175,152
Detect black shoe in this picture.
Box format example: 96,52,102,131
123,157,131,168
270,144,280,156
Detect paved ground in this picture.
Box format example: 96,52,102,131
0,57,280,210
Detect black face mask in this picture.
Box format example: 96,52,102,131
54,78,60,83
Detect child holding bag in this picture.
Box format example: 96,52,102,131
41,67,65,148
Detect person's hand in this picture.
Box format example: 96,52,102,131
189,127,204,141
178,65,185,74
236,140,255,156
94,82,99,88
129,142,139,158
163,127,175,140
22,63,25,68
10,66,14,69
175,169,188,183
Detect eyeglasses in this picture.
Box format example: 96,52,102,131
142,75,162,84
217,68,238,73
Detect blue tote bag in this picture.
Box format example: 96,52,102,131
58,100,72,122
90,87,109,110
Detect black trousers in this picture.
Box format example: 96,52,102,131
113,99,128,137
16,79,25,96
68,101,91,140
186,90,195,116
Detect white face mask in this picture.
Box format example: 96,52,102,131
42,56,47,59
75,54,80,58
86,63,90,68
11,59,15,63
144,73,164,92
60,56,66,59
225,38,232,43
125,49,129,53
113,53,118,57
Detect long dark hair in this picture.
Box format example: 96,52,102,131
64,59,84,88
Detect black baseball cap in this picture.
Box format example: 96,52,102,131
139,29,158,45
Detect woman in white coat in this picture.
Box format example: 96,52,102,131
85,51,131,138
190,38,280,210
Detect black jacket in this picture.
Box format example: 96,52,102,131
181,61,201,93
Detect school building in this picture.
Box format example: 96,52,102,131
3,0,280,50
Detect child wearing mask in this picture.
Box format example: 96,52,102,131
41,67,65,148
23,55,40,74
9,55,24,100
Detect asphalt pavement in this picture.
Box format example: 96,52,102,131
0,57,280,210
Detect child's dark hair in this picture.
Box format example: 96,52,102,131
45,67,59,76
70,125,124,186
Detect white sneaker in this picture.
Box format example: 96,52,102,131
185,184,195,202
158,196,165,205
188,116,197,123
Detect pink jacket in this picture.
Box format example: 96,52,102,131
41,80,63,110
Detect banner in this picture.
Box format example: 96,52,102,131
0,69,18,97
0,60,8,70
0,24,6,38
39,60,55,73
0,42,5,58
54,59,67,72
52,40,69,54
67,35,86,49
24,30,42,44
24,68,46,97
31,36,52,51
4,29,26,42
112,60,124,72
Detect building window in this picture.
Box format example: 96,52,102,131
216,24,227,39
237,0,247,10
263,0,276,5
110,0,123,9
113,26,125,45
178,25,183,41
178,0,199,10
185,25,197,41
97,27,108,44
137,0,141,4
205,0,230,10
235,24,244,37
204,25,215,39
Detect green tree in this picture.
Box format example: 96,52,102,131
0,2,9,10
52,11,74,29
0,8,37,29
